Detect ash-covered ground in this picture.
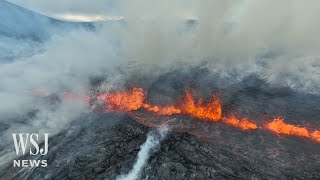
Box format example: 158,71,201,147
1,71,320,180
1,1,320,179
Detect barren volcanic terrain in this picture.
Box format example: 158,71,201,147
1,69,320,179
1,1,320,179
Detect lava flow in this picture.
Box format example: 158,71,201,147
92,87,257,131
222,116,258,131
58,87,320,143
266,118,320,142
94,88,223,120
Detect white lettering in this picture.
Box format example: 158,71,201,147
12,134,29,155
30,133,39,155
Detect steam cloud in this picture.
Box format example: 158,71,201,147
1,0,320,167
116,127,168,180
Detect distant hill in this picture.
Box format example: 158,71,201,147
0,0,96,61
0,0,96,41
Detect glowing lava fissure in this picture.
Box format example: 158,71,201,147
181,91,222,122
222,116,258,131
96,88,145,112
92,87,257,131
95,88,223,119
266,118,320,142
60,87,320,143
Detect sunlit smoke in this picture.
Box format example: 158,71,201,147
53,14,124,22
228,0,254,23
2,0,320,169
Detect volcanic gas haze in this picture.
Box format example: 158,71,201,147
1,0,320,179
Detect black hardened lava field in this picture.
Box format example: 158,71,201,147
1,1,320,180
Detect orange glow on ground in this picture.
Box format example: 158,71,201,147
222,116,257,131
56,87,320,143
266,118,320,142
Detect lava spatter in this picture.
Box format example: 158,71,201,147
96,88,145,112
57,87,319,143
180,90,222,121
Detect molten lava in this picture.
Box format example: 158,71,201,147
222,116,257,131
142,104,181,115
94,88,223,121
96,88,145,112
266,118,320,142
49,87,320,143
310,131,320,142
181,91,222,121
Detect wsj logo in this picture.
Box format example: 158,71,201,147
12,133,49,167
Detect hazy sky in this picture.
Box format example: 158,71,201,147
6,0,242,22
2,0,320,167
8,0,112,14
7,0,119,21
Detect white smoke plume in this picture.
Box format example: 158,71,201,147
1,0,320,167
116,127,168,180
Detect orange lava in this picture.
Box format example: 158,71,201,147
222,116,257,131
95,88,223,121
54,87,320,143
96,88,145,112
310,131,320,142
266,118,320,142
142,104,181,115
181,91,222,121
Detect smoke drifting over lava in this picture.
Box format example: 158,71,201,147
1,0,320,179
